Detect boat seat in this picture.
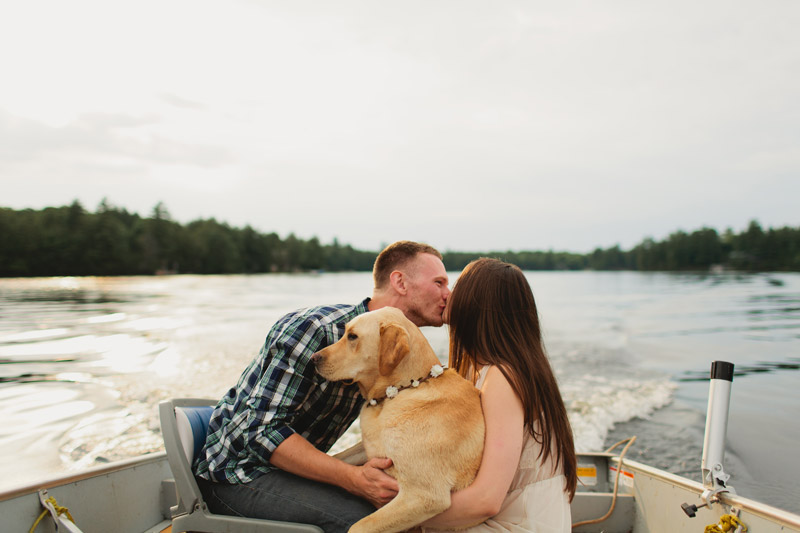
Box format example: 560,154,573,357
159,398,323,533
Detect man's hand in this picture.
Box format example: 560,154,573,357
272,435,398,508
349,457,399,508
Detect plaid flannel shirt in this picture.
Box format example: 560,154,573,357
194,298,370,484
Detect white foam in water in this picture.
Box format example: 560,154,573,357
86,312,127,324
329,375,678,457
563,375,677,452
0,334,99,358
0,328,69,343
59,408,165,470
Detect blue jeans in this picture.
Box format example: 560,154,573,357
197,470,375,533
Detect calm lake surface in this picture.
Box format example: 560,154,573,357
1,271,798,513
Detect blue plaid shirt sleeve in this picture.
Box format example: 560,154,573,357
245,319,327,456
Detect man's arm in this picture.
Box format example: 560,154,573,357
270,433,398,508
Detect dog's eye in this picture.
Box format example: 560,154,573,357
347,333,358,341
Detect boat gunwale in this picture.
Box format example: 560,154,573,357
616,457,800,529
2,450,798,531
0,451,168,503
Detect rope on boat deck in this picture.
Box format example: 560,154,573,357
571,436,637,530
29,495,77,533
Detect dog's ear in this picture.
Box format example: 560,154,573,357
379,322,410,376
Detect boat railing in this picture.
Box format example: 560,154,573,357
0,451,167,503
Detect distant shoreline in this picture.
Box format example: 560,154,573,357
2,202,798,276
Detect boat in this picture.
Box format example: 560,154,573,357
3,361,800,533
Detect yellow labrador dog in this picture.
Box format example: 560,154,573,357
313,307,485,533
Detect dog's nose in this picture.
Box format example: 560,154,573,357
311,352,322,365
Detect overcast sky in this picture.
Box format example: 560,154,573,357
2,0,798,253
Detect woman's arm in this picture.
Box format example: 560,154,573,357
421,366,525,529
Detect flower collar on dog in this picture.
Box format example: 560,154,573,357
367,364,445,407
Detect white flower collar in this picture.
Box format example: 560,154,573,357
367,364,445,407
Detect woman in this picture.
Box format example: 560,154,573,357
422,258,577,532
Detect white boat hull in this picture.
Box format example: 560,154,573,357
573,453,800,533
1,452,174,533
2,451,799,533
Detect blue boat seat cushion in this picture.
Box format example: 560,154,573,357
175,405,214,463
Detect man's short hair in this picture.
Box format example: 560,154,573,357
373,241,443,289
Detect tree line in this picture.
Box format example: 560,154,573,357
0,200,374,277
1,201,798,277
580,221,800,272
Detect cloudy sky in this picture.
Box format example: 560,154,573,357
2,0,798,253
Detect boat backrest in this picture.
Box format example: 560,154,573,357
159,398,217,516
159,398,324,533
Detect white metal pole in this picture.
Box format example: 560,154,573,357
701,360,735,492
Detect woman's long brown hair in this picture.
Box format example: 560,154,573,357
448,258,577,501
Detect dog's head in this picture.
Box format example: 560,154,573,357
312,307,436,396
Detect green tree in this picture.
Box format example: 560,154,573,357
2,202,799,276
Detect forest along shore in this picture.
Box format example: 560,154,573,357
2,203,798,277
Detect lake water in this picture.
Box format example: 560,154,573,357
0,271,798,514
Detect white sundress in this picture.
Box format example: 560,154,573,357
459,366,572,533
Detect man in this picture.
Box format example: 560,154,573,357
194,241,450,532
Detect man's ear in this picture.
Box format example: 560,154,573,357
389,270,407,295
379,323,410,376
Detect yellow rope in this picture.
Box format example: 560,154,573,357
29,496,76,533
706,514,747,533
572,436,637,529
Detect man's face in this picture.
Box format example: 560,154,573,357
400,253,450,327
